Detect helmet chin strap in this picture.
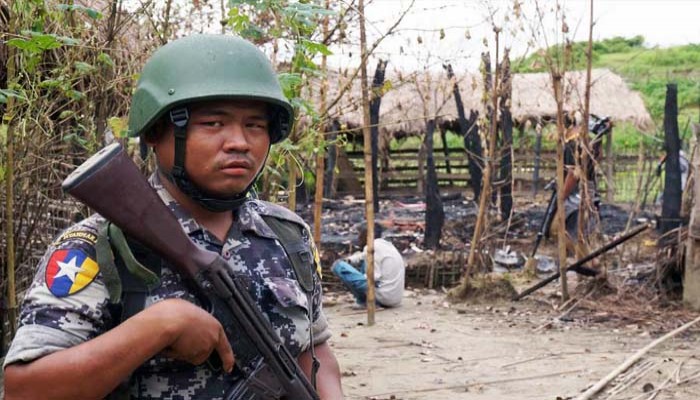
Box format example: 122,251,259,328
164,107,263,212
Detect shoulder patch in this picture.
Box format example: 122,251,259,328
55,230,98,246
45,249,100,297
253,200,307,227
310,238,323,278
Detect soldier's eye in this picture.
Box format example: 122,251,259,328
202,121,223,127
247,122,268,130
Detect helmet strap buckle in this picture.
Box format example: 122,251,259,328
170,108,189,128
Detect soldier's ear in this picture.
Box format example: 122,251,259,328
144,118,170,146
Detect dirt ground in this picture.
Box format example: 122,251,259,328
325,288,700,400
2,195,697,399
310,193,700,399
1,281,698,400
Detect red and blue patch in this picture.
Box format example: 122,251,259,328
45,249,99,297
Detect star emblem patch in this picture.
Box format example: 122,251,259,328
45,249,99,297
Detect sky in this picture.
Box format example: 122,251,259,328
326,0,700,72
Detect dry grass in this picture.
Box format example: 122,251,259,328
448,273,519,303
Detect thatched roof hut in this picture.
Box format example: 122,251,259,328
512,69,654,131
320,68,654,135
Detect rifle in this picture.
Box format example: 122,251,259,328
535,183,558,253
62,143,319,400
513,223,650,301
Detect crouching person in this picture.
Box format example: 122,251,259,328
332,224,405,308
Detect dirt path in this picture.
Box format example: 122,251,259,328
325,291,700,400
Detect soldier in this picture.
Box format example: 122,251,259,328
3,34,343,399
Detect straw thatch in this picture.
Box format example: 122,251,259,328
319,67,654,135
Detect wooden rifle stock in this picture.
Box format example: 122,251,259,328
62,143,215,275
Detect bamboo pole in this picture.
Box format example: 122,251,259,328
288,163,297,212
577,0,594,251
467,30,500,274
358,0,376,325
534,0,571,302
312,0,330,249
552,72,569,302
684,125,700,309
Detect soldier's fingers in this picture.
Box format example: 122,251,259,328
192,350,211,366
216,328,235,373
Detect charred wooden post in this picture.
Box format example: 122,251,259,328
605,124,614,202
439,126,454,186
424,119,445,249
444,63,483,201
483,52,498,207
661,84,683,235
499,52,513,221
533,122,543,195
466,110,483,200
417,139,426,195
370,59,387,211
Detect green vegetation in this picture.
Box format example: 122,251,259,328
513,36,700,151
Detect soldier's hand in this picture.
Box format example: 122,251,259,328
150,298,235,372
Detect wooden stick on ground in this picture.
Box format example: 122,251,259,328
368,368,586,397
631,365,700,400
605,360,656,399
574,315,700,400
642,361,683,400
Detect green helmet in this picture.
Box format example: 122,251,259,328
127,34,293,143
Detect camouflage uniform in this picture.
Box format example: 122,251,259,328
4,173,330,399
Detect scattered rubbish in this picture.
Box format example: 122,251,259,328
492,246,525,272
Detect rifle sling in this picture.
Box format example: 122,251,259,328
99,222,162,400
260,216,315,293
260,215,320,388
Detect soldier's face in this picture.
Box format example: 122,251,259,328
152,99,271,197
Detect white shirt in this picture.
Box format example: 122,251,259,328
348,238,406,307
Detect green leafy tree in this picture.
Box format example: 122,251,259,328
1,0,155,342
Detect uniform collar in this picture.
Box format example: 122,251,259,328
149,173,278,240
149,172,204,236
236,200,279,240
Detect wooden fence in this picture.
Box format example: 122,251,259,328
340,147,645,200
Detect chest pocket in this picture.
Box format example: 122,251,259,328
263,275,311,356
265,276,309,311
